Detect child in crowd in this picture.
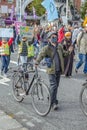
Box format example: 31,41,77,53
17,36,28,65
0,37,13,77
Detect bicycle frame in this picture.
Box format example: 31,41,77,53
26,73,36,95
13,67,38,96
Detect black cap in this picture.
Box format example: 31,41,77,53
47,31,57,39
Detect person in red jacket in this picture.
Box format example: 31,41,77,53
0,37,13,77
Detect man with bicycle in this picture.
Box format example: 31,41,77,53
35,31,73,110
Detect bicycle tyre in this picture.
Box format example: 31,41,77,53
12,72,24,102
80,84,87,116
31,81,51,116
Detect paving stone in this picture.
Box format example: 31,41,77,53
0,114,22,130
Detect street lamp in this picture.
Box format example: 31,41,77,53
16,0,22,22
19,0,22,22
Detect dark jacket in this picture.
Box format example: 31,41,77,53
36,43,70,74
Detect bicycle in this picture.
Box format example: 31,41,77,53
80,80,87,116
11,63,51,116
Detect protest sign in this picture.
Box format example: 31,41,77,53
20,26,34,39
0,28,13,37
14,21,26,34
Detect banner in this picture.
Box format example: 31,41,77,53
41,0,58,21
14,21,26,34
20,26,34,39
10,5,15,21
33,7,37,19
0,28,13,38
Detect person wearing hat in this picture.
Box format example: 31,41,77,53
75,24,87,74
63,32,74,77
35,31,73,110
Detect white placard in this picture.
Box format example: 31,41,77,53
62,16,67,25
1,6,8,13
0,28,13,38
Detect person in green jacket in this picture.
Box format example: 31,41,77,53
35,31,73,110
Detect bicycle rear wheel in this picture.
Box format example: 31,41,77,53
31,81,51,116
12,72,25,102
80,84,87,116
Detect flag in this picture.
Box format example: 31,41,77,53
33,6,37,19
41,0,58,21
23,12,27,20
10,5,15,21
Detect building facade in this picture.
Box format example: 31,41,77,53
0,0,16,17
74,0,81,11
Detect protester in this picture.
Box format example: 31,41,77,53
17,37,28,64
63,32,74,77
72,24,80,45
75,24,87,74
35,31,73,110
33,35,40,59
0,37,13,77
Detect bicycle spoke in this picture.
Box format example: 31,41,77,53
31,81,51,116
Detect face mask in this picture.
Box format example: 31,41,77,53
51,37,57,43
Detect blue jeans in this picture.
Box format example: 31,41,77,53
48,71,60,105
76,54,87,73
84,54,87,73
1,55,9,73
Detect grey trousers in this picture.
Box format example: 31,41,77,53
48,71,61,105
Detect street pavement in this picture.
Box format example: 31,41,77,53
0,51,87,130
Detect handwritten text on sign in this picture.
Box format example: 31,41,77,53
14,21,26,34
20,26,34,38
0,28,13,37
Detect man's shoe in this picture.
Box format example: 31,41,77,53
52,104,58,111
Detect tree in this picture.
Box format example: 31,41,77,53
80,0,87,19
25,0,46,16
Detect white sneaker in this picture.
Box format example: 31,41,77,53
3,74,7,78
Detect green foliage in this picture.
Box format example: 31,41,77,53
25,0,46,16
80,0,87,19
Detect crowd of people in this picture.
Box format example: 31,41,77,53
0,22,87,110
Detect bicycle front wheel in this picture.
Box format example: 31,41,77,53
12,72,24,102
31,81,51,116
80,84,87,116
